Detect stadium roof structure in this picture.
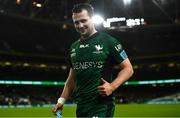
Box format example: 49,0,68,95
0,0,180,25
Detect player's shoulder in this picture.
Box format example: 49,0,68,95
99,31,119,43
99,32,113,38
70,39,80,49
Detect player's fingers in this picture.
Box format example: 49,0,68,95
98,89,106,94
52,106,56,112
98,90,105,93
52,104,61,114
52,106,57,114
97,88,105,93
101,78,107,83
97,88,104,91
97,86,104,90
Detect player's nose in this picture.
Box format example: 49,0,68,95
78,22,84,28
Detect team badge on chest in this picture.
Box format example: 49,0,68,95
93,45,103,54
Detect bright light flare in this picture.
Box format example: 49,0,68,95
123,0,132,5
92,15,104,25
16,0,21,5
36,3,42,8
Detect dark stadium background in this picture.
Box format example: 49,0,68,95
0,0,180,116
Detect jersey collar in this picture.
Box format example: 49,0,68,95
79,32,99,43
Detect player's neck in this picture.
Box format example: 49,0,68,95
81,29,97,40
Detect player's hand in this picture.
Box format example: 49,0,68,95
52,103,63,115
97,78,114,97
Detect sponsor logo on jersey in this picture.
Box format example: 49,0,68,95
115,44,122,52
79,44,89,48
93,45,103,54
73,61,103,70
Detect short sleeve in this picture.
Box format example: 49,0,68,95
68,54,73,68
108,36,128,64
68,47,73,68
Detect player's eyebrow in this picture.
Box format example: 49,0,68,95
74,19,87,24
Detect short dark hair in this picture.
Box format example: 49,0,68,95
72,3,94,17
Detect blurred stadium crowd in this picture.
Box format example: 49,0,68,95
0,84,180,106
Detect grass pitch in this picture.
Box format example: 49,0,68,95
0,104,180,117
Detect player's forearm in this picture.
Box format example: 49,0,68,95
60,69,75,99
110,66,133,91
61,77,75,99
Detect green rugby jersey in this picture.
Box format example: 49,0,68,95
69,32,128,105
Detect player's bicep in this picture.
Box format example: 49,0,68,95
67,68,75,82
109,38,128,64
119,58,133,70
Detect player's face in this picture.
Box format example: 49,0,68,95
72,9,94,38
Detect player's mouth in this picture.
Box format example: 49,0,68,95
78,28,87,34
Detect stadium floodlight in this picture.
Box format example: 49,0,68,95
135,19,141,25
16,0,21,5
103,17,126,28
36,3,42,8
5,61,11,66
126,19,135,27
123,0,132,5
141,18,145,24
92,14,104,25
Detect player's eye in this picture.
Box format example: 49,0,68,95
74,21,79,25
80,19,87,23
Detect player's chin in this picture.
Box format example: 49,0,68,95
79,31,87,36
77,29,86,34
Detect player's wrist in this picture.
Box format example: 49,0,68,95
57,97,66,105
109,83,116,92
